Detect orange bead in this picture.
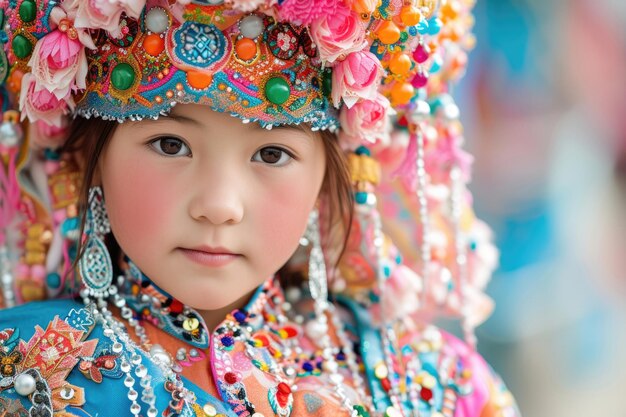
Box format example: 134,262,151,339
388,53,411,75
143,34,165,56
7,69,24,94
390,82,414,105
400,5,421,26
235,38,257,61
377,21,401,45
187,71,212,89
440,1,461,22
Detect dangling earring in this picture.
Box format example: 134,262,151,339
78,186,113,304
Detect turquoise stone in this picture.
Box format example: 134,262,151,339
12,34,32,59
264,76,290,105
355,192,368,204
110,63,136,91
19,0,37,23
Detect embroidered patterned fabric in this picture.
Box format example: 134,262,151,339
6,1,337,128
0,273,519,417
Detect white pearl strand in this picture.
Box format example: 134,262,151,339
449,167,474,347
306,210,359,417
82,287,162,417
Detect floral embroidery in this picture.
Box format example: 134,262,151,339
16,316,97,412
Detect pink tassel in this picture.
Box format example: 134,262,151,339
0,147,21,246
391,133,418,191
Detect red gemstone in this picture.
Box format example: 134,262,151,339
169,299,184,314
282,326,298,338
381,377,391,392
277,382,291,394
224,372,239,384
412,43,431,64
420,387,433,401
411,71,429,88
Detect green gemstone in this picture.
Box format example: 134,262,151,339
110,63,136,91
12,35,32,59
19,0,37,23
264,76,290,105
321,69,332,98
353,405,370,417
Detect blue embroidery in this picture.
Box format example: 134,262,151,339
66,308,95,333
172,22,229,70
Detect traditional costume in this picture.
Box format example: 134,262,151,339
0,1,519,416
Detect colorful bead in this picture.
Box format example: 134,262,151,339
411,71,429,88
143,34,165,56
235,38,257,61
412,43,431,64
19,0,37,23
377,21,401,45
240,15,264,39
145,8,169,34
264,77,290,105
400,5,421,26
186,71,212,90
110,63,136,90
374,362,389,379
390,82,414,105
12,35,32,59
388,53,411,75
224,372,239,384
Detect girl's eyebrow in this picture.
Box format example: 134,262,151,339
152,113,202,126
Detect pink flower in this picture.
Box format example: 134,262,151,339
19,74,75,127
70,0,146,38
310,3,367,64
29,120,70,150
332,51,383,108
28,29,88,99
226,0,268,13
339,93,392,146
279,0,340,26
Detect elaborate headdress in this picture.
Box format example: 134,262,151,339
0,0,496,346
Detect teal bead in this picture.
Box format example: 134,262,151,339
46,273,61,289
430,55,442,74
427,18,442,35
264,76,290,105
12,34,32,59
355,146,371,156
19,0,37,23
417,20,429,35
110,63,136,91
355,191,368,204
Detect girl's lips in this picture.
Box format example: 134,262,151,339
178,248,241,267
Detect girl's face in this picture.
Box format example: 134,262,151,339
99,104,326,312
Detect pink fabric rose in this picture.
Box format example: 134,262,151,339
331,51,383,108
28,29,88,99
70,0,146,38
19,74,75,127
29,120,70,150
339,93,392,146
310,3,367,64
279,0,340,26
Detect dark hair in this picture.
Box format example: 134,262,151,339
63,116,354,270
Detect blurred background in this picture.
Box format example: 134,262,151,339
460,0,626,415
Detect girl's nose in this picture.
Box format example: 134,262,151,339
188,171,244,225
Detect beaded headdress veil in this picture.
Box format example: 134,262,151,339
0,0,496,345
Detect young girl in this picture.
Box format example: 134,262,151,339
0,1,519,416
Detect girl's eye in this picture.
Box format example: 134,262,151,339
149,137,191,157
252,146,293,166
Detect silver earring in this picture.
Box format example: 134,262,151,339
79,186,113,301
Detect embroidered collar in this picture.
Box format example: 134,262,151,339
119,260,274,350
